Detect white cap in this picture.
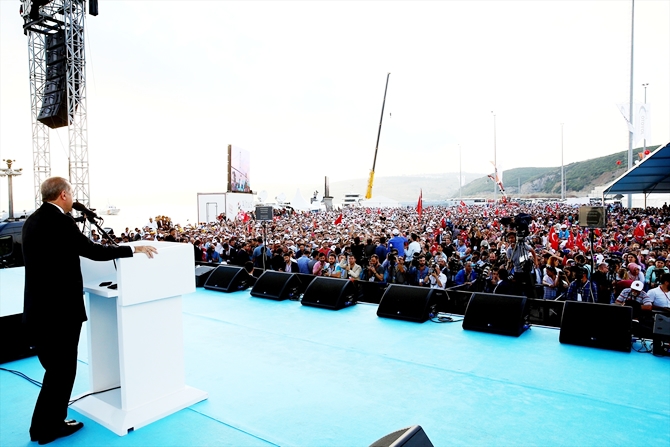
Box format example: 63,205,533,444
631,280,644,292
392,229,399,235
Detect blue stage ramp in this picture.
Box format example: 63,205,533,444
1,286,669,446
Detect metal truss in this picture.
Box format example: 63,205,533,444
26,31,51,209
23,0,90,207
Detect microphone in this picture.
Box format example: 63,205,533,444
72,201,99,219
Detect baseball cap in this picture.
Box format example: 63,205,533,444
631,280,644,291
392,229,399,235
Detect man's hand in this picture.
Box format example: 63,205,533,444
135,245,158,258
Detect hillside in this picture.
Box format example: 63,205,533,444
327,145,660,202
456,145,661,198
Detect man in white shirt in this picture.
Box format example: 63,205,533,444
405,233,422,262
647,273,670,310
423,264,447,289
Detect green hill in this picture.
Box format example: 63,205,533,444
455,145,661,198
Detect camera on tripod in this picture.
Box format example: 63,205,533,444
500,213,532,238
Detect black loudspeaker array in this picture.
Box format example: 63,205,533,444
203,265,252,293
38,30,68,128
301,277,356,310
462,293,529,337
377,285,446,323
250,271,302,301
369,425,434,447
559,301,632,352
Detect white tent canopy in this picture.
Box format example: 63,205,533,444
290,189,312,211
359,195,400,208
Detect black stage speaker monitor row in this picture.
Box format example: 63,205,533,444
377,285,447,323
203,265,252,293
462,293,529,336
250,271,301,301
369,425,434,447
559,301,632,352
301,277,356,310
195,265,216,288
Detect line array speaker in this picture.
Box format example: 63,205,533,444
301,277,356,310
377,285,447,323
38,30,68,129
559,301,632,352
203,265,252,293
250,271,301,301
462,293,529,336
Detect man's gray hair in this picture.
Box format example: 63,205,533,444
40,177,71,202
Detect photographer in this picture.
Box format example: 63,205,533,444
591,261,615,304
422,264,447,289
384,254,408,284
323,253,342,278
360,254,385,282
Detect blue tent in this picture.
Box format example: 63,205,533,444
604,141,670,194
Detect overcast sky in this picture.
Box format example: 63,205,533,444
1,0,668,212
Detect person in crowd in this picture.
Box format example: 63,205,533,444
297,249,311,274
454,261,478,288
590,262,615,304
405,233,422,261
408,255,430,286
312,252,328,276
252,236,271,269
615,280,652,311
647,273,670,310
565,267,598,302
384,253,407,284
646,258,669,290
493,268,516,295
375,236,389,262
360,254,385,282
323,253,342,278
505,230,539,298
342,254,362,280
542,266,558,300
282,252,299,273
422,264,447,289
388,229,407,258
232,241,252,266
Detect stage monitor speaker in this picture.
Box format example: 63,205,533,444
369,425,434,447
301,277,356,310
462,293,528,336
250,271,301,301
377,285,446,323
203,265,252,293
294,273,316,295
559,301,632,352
0,314,35,364
195,265,216,288
653,313,670,356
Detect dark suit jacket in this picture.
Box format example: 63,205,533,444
22,203,133,335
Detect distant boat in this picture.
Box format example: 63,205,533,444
101,205,120,216
342,193,363,207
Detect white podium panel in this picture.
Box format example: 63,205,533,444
73,241,207,436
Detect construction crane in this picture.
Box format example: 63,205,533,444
19,0,97,208
365,73,390,200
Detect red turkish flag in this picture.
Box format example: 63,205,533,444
634,222,646,242
460,200,467,207
565,232,575,250
334,213,343,225
576,233,587,252
417,189,423,217
549,226,559,251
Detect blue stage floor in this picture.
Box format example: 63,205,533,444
1,284,669,446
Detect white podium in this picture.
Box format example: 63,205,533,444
71,241,207,436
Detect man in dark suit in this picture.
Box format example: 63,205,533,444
22,177,157,445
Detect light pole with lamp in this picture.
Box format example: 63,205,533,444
0,159,23,220
492,111,497,202
642,83,649,155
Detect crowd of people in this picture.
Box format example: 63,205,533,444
94,201,670,312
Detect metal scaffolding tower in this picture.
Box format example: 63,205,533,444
21,0,90,208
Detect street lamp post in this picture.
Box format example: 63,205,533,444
642,83,649,155
561,123,565,200
0,159,23,220
492,111,497,202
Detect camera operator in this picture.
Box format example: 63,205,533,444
565,267,598,303
384,254,408,284
505,230,539,298
360,254,385,282
422,263,447,289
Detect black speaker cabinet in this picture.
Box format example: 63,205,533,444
195,265,216,288
301,277,356,310
203,265,252,293
0,314,36,364
294,273,316,295
559,301,632,352
377,285,446,323
250,271,301,301
462,293,529,336
369,425,434,447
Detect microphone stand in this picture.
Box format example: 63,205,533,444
80,211,118,247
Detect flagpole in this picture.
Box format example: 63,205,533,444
492,111,497,202
627,0,635,209
459,144,462,201
561,123,565,200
